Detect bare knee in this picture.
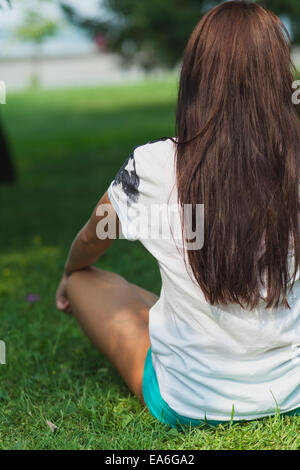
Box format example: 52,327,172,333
65,267,92,296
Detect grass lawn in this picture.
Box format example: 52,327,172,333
0,78,299,450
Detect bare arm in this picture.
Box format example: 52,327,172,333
64,191,118,276
56,191,119,312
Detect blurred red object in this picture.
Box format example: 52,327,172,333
94,34,107,52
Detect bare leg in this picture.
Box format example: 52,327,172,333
66,267,159,403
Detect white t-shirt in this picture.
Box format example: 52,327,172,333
107,137,300,422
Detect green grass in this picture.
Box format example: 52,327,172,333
0,78,300,450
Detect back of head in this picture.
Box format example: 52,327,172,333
175,0,300,309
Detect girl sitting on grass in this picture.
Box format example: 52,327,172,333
56,1,300,427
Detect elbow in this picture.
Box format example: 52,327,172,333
79,228,94,248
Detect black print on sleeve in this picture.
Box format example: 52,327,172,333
113,153,140,203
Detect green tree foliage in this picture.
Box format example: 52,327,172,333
260,0,300,43
61,0,300,70
14,5,59,88
99,0,209,69
15,10,58,46
61,0,209,70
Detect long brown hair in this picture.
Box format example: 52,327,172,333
174,0,300,309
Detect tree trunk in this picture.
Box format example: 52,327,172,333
0,118,15,183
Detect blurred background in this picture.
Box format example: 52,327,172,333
0,0,300,448
1,0,300,92
1,0,300,186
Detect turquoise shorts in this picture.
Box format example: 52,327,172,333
142,346,300,428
